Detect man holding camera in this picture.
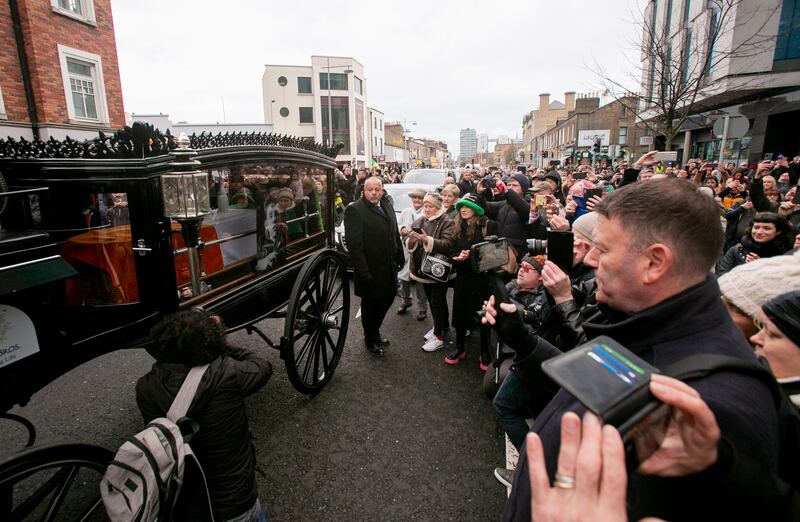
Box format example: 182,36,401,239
488,178,779,521
479,173,531,261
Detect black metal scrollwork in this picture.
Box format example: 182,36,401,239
0,122,343,159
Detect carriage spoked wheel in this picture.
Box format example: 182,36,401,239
283,249,350,394
0,443,113,521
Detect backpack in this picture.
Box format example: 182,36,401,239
664,354,800,490
100,364,215,521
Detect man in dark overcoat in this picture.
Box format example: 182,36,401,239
344,177,404,356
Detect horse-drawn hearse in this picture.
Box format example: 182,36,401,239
0,123,351,520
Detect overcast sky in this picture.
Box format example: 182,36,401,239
110,0,645,156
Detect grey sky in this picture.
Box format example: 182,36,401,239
111,0,645,156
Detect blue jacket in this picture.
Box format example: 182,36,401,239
502,276,779,522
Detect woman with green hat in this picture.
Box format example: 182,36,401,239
446,193,497,369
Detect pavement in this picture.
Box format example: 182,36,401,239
0,283,509,521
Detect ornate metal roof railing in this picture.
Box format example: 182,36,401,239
0,122,342,160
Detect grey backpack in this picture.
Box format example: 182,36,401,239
100,365,214,521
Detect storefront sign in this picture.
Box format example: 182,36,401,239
577,130,610,147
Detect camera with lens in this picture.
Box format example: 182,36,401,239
525,231,574,274
482,175,496,191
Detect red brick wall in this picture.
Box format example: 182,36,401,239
16,0,125,128
0,1,31,123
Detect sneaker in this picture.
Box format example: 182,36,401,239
480,354,492,372
416,310,427,321
424,328,435,341
422,336,444,352
397,302,411,315
494,467,513,488
444,349,466,365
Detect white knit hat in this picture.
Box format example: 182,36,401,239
718,250,800,318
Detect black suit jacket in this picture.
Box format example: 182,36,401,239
344,196,403,298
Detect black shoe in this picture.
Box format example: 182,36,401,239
365,340,385,357
397,303,411,315
416,310,427,321
376,338,390,347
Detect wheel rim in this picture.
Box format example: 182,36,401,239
0,444,112,522
285,251,350,393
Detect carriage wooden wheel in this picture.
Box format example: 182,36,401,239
283,250,350,394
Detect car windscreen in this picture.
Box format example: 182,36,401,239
403,170,447,185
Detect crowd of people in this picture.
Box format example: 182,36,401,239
133,150,800,521
342,150,800,520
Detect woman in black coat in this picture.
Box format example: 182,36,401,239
446,193,498,369
717,212,793,277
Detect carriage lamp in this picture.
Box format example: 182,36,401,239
162,134,210,220
163,133,211,297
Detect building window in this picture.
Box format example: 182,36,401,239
299,107,313,123
320,73,348,90
279,107,289,117
58,45,108,123
277,76,288,86
0,86,6,120
374,116,378,129
354,77,363,94
297,76,312,94
775,0,800,61
620,104,627,117
380,120,383,130
321,96,350,154
50,0,95,24
619,127,628,145
704,6,721,80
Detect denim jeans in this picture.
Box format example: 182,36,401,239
492,367,556,451
400,279,427,311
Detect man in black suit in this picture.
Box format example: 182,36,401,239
344,177,404,356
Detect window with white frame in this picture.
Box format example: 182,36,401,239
58,45,108,124
619,126,628,145
0,86,7,120
51,0,96,24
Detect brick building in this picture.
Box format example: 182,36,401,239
534,95,648,167
1,0,125,141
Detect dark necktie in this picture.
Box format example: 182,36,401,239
376,204,385,216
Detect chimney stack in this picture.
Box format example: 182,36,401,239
539,93,550,110
564,91,576,111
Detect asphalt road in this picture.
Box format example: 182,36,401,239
1,284,508,521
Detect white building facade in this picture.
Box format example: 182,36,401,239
368,107,384,163
477,132,489,154
263,56,371,166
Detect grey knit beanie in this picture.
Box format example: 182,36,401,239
718,250,800,318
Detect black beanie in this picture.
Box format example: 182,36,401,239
763,290,800,349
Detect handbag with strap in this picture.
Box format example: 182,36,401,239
415,215,453,283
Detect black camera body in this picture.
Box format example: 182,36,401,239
482,175,496,191
525,231,574,274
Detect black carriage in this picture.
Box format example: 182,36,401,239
0,124,351,520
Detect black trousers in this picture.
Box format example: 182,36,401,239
422,282,450,337
361,294,395,343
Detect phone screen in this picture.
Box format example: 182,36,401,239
412,227,423,233
547,231,573,275
470,238,510,273
584,188,602,201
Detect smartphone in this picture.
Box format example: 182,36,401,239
534,195,549,207
546,231,573,275
652,151,678,162
412,226,423,233
542,336,671,472
584,188,603,201
763,153,774,161
470,237,510,273
793,188,800,204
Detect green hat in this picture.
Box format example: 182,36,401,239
454,193,485,216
